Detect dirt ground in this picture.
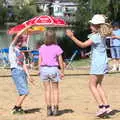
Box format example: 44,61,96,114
0,68,120,120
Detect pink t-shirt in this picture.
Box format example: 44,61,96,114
39,44,63,66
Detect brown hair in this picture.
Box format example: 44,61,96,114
44,30,57,45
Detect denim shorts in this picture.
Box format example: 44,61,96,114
40,66,61,82
11,68,29,95
111,47,120,59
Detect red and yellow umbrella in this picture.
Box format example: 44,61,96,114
8,15,67,35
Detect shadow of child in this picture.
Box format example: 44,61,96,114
58,109,74,116
24,108,41,114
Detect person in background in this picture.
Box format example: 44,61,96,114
110,22,120,72
39,30,64,116
9,25,34,114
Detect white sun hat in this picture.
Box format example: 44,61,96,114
89,14,106,24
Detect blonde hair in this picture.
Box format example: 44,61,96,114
99,23,113,37
44,30,57,45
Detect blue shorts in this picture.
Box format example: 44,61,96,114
111,47,120,59
40,67,61,82
11,68,29,95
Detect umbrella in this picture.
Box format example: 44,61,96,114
8,15,67,35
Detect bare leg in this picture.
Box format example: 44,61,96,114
89,75,108,117
16,94,27,107
43,81,51,105
51,82,59,116
51,82,59,106
89,75,103,105
97,76,112,112
43,81,53,116
97,75,108,105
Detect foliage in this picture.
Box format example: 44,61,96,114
0,0,119,25
72,59,90,67
0,0,41,24
12,0,38,23
58,35,77,58
75,0,108,28
14,0,34,8
0,6,8,25
13,5,38,23
73,0,120,41
108,0,120,21
90,0,108,14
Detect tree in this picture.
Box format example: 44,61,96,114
13,0,38,23
14,0,33,9
74,0,120,39
0,0,40,24
75,0,109,27
0,1,8,25
90,0,108,14
108,0,120,21
13,5,38,23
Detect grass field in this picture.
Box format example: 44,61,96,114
71,58,90,67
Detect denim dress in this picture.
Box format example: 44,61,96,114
89,33,108,75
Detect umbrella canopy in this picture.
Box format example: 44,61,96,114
8,15,67,35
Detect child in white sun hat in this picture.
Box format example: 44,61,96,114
66,14,113,117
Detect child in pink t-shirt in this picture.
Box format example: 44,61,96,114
39,30,64,116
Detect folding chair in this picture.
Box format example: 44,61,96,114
65,50,78,69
